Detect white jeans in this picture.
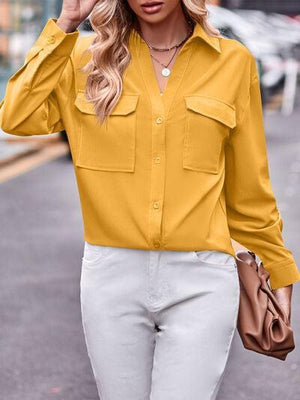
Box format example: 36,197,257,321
80,241,240,400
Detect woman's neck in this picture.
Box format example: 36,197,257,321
135,9,192,48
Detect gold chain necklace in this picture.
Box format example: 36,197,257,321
150,47,179,77
137,23,194,77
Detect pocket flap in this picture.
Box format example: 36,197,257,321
74,92,139,116
110,94,139,116
74,91,97,115
184,95,236,128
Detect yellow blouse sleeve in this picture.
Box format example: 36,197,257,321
225,54,300,290
0,18,79,136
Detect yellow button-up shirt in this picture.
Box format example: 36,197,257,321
1,18,300,290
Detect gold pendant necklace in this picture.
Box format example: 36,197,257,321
137,23,194,77
150,47,179,77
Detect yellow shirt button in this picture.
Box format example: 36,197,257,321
153,201,159,209
156,117,163,124
47,35,56,44
154,156,161,163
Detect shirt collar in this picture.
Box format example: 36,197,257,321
190,22,221,54
129,21,221,54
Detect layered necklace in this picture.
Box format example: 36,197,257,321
136,20,194,77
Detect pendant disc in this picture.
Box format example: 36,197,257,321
162,68,171,77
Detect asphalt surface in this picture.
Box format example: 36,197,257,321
1,105,300,400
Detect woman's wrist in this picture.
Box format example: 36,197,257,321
56,16,79,33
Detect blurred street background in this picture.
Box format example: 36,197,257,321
1,1,300,399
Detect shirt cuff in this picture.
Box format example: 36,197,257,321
34,17,80,57
264,258,300,289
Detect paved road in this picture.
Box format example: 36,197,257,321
1,107,300,400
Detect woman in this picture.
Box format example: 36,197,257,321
1,1,299,399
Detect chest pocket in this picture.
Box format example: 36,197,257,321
74,91,139,172
183,95,236,174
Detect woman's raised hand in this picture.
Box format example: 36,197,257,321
57,0,99,33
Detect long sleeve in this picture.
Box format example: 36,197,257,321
225,54,300,290
0,18,79,136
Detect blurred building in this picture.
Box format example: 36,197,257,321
0,0,62,98
221,0,300,15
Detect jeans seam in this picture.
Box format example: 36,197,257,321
80,281,105,399
208,278,240,400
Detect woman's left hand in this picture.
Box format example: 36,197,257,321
273,284,293,324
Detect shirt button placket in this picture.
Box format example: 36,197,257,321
149,108,166,249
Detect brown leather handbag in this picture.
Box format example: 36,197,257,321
235,250,295,361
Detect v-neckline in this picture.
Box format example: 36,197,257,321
149,45,181,95
129,27,196,117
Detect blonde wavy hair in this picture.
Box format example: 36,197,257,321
81,0,220,125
